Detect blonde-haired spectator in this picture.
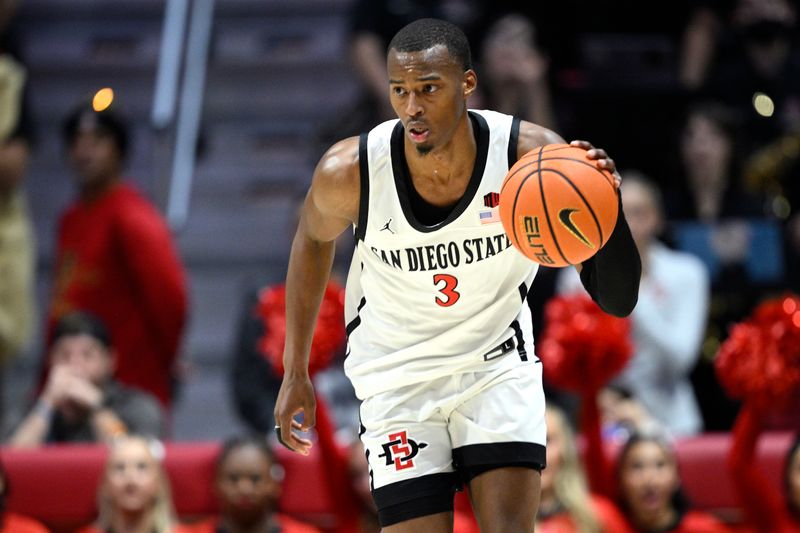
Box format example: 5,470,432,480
77,435,192,533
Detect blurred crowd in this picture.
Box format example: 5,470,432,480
1,0,800,531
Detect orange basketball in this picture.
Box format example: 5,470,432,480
499,143,619,267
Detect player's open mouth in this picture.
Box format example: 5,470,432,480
407,125,429,143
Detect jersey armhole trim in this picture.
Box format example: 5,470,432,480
355,132,370,241
508,116,521,167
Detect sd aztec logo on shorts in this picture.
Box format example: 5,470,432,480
378,430,428,471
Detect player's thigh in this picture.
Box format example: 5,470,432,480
468,466,541,533
360,384,459,529
382,512,454,533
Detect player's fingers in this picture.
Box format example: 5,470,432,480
570,139,593,150
599,158,616,173
586,148,608,160
288,433,313,456
301,407,316,431
275,412,297,452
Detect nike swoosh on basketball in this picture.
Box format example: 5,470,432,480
558,208,594,248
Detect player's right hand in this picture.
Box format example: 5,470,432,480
274,373,316,455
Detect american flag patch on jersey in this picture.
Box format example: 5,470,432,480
479,208,500,225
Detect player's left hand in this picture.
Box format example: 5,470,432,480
570,140,621,189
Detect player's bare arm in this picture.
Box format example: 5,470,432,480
274,136,360,454
516,121,641,317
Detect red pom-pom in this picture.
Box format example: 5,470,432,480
256,281,346,377
538,295,633,392
715,294,800,409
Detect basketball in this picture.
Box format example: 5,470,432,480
499,144,619,267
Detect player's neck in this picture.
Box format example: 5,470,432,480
404,113,476,187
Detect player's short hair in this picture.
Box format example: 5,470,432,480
388,18,472,71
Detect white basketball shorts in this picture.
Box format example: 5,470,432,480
357,352,547,526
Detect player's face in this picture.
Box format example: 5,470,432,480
387,45,476,155
216,445,280,523
105,439,161,514
789,447,800,513
619,441,679,519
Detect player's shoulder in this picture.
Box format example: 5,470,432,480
315,136,360,182
309,136,361,222
515,120,566,160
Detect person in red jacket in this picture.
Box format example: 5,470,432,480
728,403,800,533
47,102,187,406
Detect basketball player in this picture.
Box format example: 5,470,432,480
275,18,641,533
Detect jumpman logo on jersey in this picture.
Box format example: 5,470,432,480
380,218,395,234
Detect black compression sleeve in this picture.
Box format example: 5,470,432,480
579,195,641,317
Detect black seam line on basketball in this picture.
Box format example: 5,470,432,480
538,144,575,155
543,167,605,247
510,145,542,250
500,158,541,195
535,156,616,191
500,143,568,193
511,320,528,361
536,148,569,265
355,133,370,242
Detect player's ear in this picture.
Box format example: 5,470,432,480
463,69,477,98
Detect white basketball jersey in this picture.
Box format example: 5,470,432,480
344,110,539,399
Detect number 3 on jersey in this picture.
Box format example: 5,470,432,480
433,273,460,307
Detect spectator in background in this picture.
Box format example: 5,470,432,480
0,458,48,533
537,406,630,533
0,0,35,427
8,312,164,447
47,102,187,406
669,102,776,430
616,433,731,533
559,173,709,436
598,386,661,445
475,13,555,129
77,435,191,533
668,103,762,222
189,435,321,533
